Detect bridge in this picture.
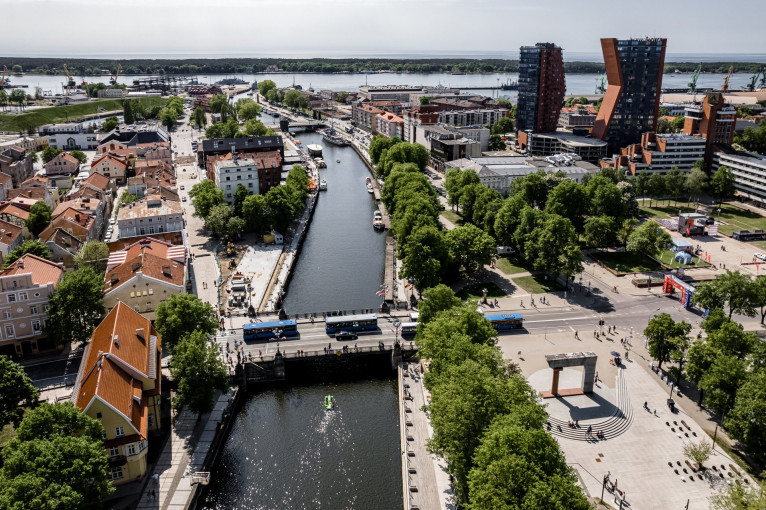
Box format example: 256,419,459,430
130,74,196,92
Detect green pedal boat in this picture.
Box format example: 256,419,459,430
324,395,335,410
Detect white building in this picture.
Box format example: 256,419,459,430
713,151,766,205
38,123,100,151
213,156,261,203
117,196,184,238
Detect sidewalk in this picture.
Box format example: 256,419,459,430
134,389,234,510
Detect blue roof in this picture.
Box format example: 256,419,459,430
325,313,377,324
244,319,297,330
484,313,523,321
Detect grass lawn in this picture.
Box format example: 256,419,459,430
711,204,766,236
440,210,464,227
590,251,661,274
495,255,528,275
0,422,16,447
514,275,563,294
457,282,506,301
0,97,167,131
655,249,711,269
639,200,696,219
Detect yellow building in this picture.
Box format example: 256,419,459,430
73,302,162,485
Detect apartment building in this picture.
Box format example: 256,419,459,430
375,112,404,139
713,151,766,205
517,42,566,133
38,123,100,150
0,220,23,263
91,153,129,185
604,133,706,175
0,254,63,357
117,196,184,238
683,92,737,165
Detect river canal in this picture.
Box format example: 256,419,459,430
199,379,402,510
281,131,386,315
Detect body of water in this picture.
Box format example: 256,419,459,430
281,131,386,315
8,71,761,99
199,379,402,510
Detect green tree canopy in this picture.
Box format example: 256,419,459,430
283,90,308,109
122,99,135,125
189,179,225,219
25,202,53,237
626,221,672,257
41,146,63,164
725,371,766,462
684,167,708,202
154,293,219,353
45,267,105,346
643,313,691,369
699,355,747,416
68,150,87,164
235,97,261,120
170,331,229,415
15,402,104,443
490,116,514,135
583,214,618,249
369,135,402,165
2,240,51,268
74,240,109,274
205,203,232,237
376,142,430,178
709,481,766,510
0,356,38,429
242,193,269,233
710,166,736,204
444,224,496,276
258,80,277,97
417,284,462,324
101,115,118,132
243,118,268,136
192,106,207,129
488,134,506,151
693,270,757,318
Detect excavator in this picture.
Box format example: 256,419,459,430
110,64,121,85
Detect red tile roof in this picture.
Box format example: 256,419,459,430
0,219,22,247
0,253,63,286
82,172,111,189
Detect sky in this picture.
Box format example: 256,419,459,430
2,0,765,59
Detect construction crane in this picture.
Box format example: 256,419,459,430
0,65,8,90
62,64,76,96
747,73,759,92
595,74,606,95
110,64,121,85
721,65,734,93
688,63,702,101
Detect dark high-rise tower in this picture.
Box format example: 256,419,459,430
516,43,565,133
592,38,667,153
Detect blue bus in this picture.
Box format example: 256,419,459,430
484,313,524,330
243,319,299,340
325,313,378,334
399,322,418,336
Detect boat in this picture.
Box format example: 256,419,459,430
373,210,384,230
367,183,374,194
336,159,341,163
322,128,349,147
365,176,371,184
307,144,323,157
324,395,335,410
319,180,327,191
314,157,327,168
500,79,519,91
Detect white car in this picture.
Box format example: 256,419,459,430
180,184,185,190
755,253,766,261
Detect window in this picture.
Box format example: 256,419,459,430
127,444,136,456
3,311,10,319
5,325,14,338
109,466,123,481
31,320,41,332
18,292,27,301
7,294,15,303
148,415,154,427
109,446,119,457
30,305,38,314
115,426,124,437
43,304,50,312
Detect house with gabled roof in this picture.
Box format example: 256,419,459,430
38,207,96,242
72,302,162,484
42,227,83,268
44,151,80,177
92,153,129,185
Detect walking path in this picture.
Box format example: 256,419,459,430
134,390,234,510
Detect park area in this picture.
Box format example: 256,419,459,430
590,249,710,275
640,201,766,237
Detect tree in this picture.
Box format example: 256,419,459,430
189,180,225,219
25,202,53,237
583,215,617,250
283,90,308,109
233,183,250,217
160,107,178,130
699,355,747,416
45,267,105,347
626,221,671,257
0,356,38,429
709,481,766,510
488,134,506,151
444,224,496,276
545,179,588,232
9,89,27,110
643,313,691,369
418,284,462,324
154,293,219,353
208,94,230,116
41,146,62,164
204,204,232,238
122,99,135,125
236,97,261,120
693,270,757,318
74,241,109,273
242,193,269,233
657,117,673,134
684,167,708,203
2,240,51,268
683,440,713,468
490,116,514,135
686,340,719,404
258,79,277,97
419,95,430,105
524,214,582,277
243,118,268,136
170,331,229,416
192,106,207,129
710,166,736,206
664,167,685,204
647,172,666,207
15,402,103,443
400,226,447,291
68,150,87,164
376,142,430,178
101,115,118,132
265,185,299,232
369,135,401,165
444,168,481,212
226,216,246,240
725,371,766,462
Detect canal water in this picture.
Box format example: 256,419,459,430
199,379,402,510
281,131,386,315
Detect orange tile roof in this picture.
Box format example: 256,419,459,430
0,203,30,221
21,175,52,188
53,198,101,218
0,219,22,247
92,153,128,170
82,172,111,189
0,253,63,286
104,249,186,294
75,302,160,440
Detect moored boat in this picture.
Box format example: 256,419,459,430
307,144,323,157
319,180,327,190
373,210,384,229
324,395,335,410
322,128,349,147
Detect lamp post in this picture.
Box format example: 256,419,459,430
712,410,725,451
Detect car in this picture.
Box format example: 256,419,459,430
755,253,766,261
180,184,185,190
334,331,358,341
182,196,187,202
109,218,115,225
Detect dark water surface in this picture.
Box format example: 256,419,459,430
199,379,402,510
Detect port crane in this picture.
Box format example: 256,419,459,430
688,63,702,101
62,64,76,96
110,64,121,85
721,65,733,93
0,65,8,90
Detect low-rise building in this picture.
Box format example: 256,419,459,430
42,227,83,268
0,254,63,357
0,173,11,202
99,124,169,149
603,132,706,175
0,146,34,187
0,203,30,228
713,150,766,206
559,105,598,129
214,154,261,203
0,220,23,263
197,136,284,175
117,196,184,238
352,103,384,133
38,123,100,151
517,130,608,163
92,153,129,185
39,207,96,242
72,302,162,485
103,238,187,318
375,112,404,139
54,196,105,235
44,151,80,177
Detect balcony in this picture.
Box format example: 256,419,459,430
108,455,127,467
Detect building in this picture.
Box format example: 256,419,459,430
99,124,169,148
559,105,598,129
42,228,83,268
38,123,100,151
446,154,598,196
197,136,284,172
0,220,23,263
0,203,30,228
592,38,667,153
0,254,63,357
205,150,282,194
214,154,261,203
103,238,187,318
517,42,566,133
0,136,48,153
54,196,106,234
91,153,129,185
517,130,608,163
0,172,11,202
713,150,766,205
117,196,184,239
352,103,384,133
375,112,404,139
402,105,441,143
0,146,34,187
44,151,81,177
603,133,706,175
358,85,458,102
683,92,737,165
72,302,162,485
39,207,97,242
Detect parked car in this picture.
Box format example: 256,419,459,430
755,253,766,261
335,331,358,341
180,184,185,190
182,196,187,202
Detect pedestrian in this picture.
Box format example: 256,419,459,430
606,471,611,481
152,472,159,484
625,350,629,359
587,425,592,436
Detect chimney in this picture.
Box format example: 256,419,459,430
136,328,145,341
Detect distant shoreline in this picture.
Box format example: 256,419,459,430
1,57,763,76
